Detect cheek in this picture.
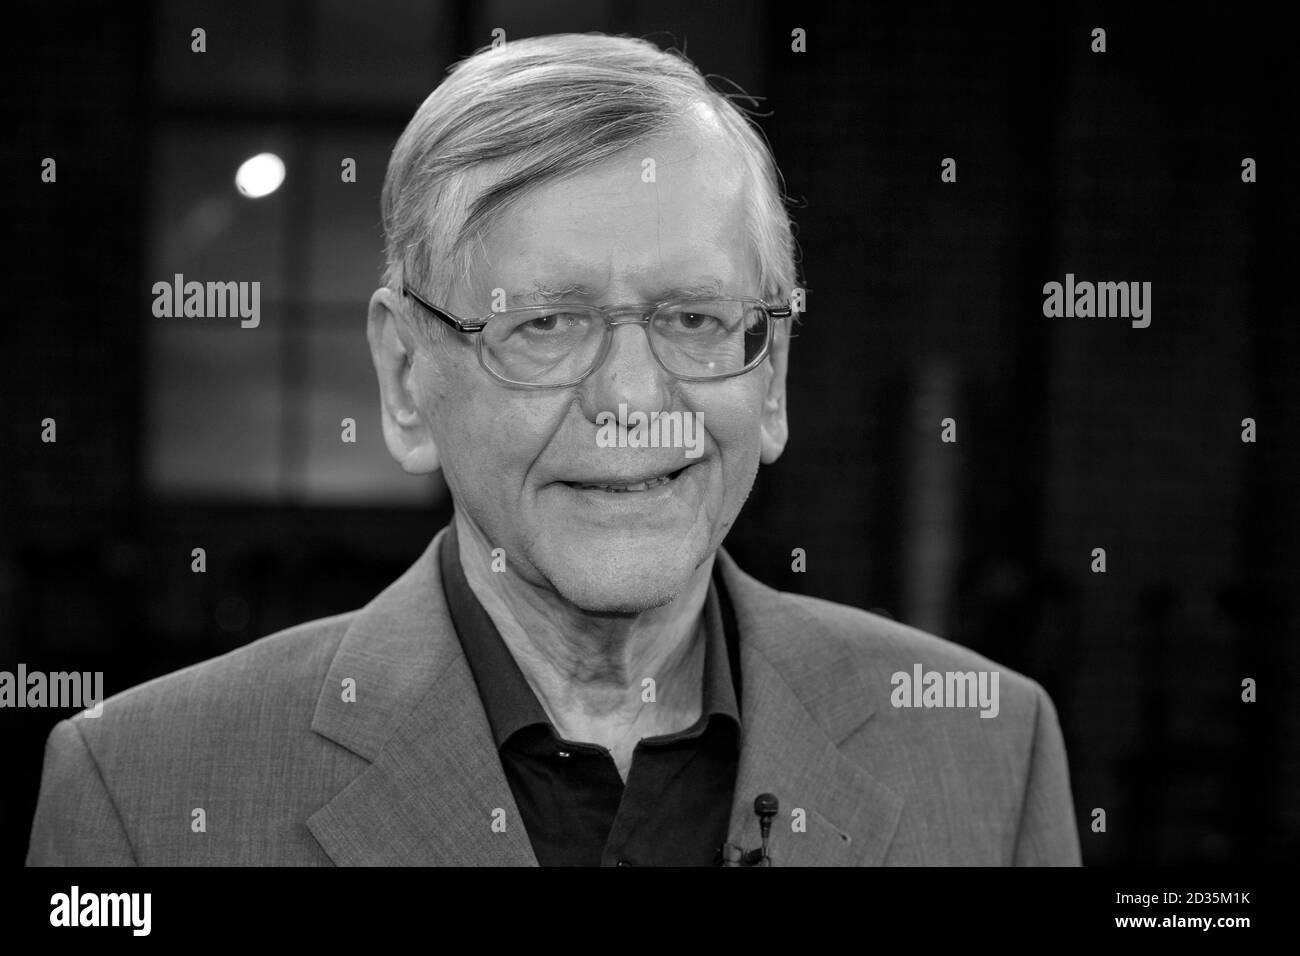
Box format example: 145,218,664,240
416,352,486,497
695,383,767,459
412,348,455,409
425,372,565,496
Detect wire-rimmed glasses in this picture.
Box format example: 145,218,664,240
402,284,793,388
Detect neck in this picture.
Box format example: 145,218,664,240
455,513,713,773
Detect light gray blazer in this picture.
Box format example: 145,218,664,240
27,527,1081,865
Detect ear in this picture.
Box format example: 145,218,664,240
759,318,791,465
366,287,441,475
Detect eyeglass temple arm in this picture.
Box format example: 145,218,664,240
402,284,489,333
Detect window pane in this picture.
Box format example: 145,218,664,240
146,324,283,498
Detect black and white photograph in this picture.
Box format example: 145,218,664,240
1,0,1291,934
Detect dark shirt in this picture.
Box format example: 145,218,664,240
438,523,742,866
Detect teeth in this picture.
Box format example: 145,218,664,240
576,474,672,493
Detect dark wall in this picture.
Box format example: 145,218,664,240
2,0,1294,866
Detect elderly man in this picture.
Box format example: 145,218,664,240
28,34,1080,866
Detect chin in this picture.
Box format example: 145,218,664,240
532,535,708,615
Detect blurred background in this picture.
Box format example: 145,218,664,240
2,0,1295,866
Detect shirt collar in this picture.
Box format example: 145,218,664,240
438,520,741,750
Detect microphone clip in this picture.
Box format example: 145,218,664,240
719,793,779,866
720,844,771,867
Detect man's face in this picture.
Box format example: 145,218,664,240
393,116,788,613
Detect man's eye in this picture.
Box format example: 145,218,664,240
524,313,581,333
660,311,722,332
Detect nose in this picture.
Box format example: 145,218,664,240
577,312,673,425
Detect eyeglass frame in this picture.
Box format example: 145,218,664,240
401,283,794,389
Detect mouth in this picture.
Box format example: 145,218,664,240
563,466,690,494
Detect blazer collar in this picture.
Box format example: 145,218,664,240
307,526,538,865
715,549,903,866
307,528,902,866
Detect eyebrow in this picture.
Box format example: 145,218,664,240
510,277,726,304
513,284,595,303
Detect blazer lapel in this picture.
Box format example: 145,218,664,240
306,528,537,866
718,551,905,866
305,527,901,867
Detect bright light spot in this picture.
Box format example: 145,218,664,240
235,153,285,198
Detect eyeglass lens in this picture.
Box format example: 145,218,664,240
480,300,770,384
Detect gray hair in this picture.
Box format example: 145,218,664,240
380,32,799,342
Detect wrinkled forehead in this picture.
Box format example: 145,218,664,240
452,118,759,310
